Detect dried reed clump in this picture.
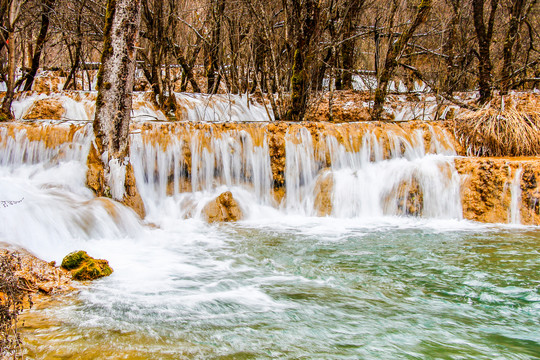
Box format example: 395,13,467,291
0,252,25,359
455,100,540,157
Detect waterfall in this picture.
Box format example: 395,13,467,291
0,123,142,260
509,167,523,224
129,124,273,221
0,121,467,224
283,124,462,219
10,92,272,122
285,127,319,214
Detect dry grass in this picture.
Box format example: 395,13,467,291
454,98,540,157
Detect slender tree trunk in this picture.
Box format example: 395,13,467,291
87,0,145,218
472,0,499,104
500,0,526,94
286,0,320,121
176,52,201,92
0,29,15,120
205,0,225,94
0,0,23,121
64,1,86,90
337,0,364,90
23,0,56,91
0,1,9,55
442,0,460,94
63,39,82,90
372,0,432,121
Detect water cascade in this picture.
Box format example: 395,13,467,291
0,120,488,226
9,91,273,122
0,123,143,259
509,167,523,224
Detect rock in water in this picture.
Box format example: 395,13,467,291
314,169,333,216
202,191,244,223
61,251,113,281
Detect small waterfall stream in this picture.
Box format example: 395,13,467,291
509,167,523,224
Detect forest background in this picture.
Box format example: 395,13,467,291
0,0,539,121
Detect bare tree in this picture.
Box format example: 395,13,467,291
472,0,499,104
0,0,27,120
285,0,321,121
500,0,537,94
22,0,55,91
372,0,433,121
87,0,144,217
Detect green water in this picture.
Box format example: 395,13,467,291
21,222,540,359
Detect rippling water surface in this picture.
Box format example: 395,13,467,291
21,219,540,359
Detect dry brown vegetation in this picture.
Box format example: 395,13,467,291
455,97,540,156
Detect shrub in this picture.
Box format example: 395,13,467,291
0,252,25,359
455,99,540,157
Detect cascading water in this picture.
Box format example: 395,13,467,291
283,124,462,218
129,124,274,222
509,167,523,224
10,91,272,122
0,123,143,260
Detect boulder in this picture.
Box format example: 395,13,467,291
314,169,333,216
61,250,113,281
23,98,65,120
202,191,244,223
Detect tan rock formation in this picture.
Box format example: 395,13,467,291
0,246,73,295
314,169,333,216
386,178,424,217
305,90,372,122
202,191,244,223
455,157,540,225
23,98,65,120
86,142,146,219
32,72,64,93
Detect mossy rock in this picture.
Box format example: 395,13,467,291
61,251,113,281
61,251,90,270
72,259,113,281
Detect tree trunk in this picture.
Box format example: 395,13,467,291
63,39,82,90
337,0,365,90
285,0,320,121
87,0,145,218
372,0,432,121
23,0,56,91
500,0,526,94
472,0,499,104
0,0,23,121
205,0,225,94
63,1,86,90
442,0,460,94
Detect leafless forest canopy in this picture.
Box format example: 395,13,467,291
1,0,539,120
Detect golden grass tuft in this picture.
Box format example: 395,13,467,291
454,99,540,157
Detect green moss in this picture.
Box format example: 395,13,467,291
72,259,113,281
61,251,113,281
61,250,90,270
95,0,116,92
0,110,13,122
